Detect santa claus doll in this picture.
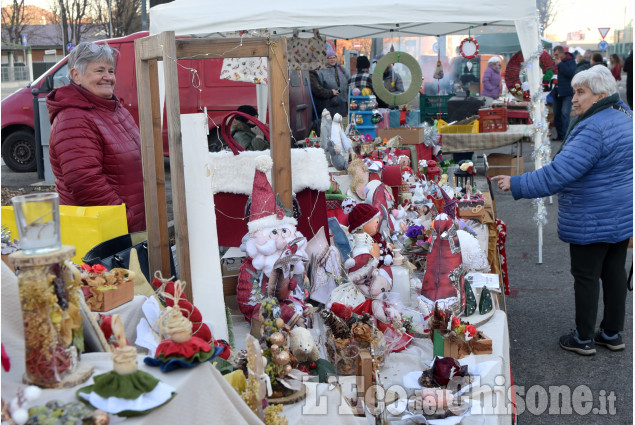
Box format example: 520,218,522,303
237,156,311,329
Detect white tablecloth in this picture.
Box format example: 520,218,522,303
2,261,512,425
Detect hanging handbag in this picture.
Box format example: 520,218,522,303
82,231,176,282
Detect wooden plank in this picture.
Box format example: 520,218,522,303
149,59,172,277
267,36,292,209
161,31,193,300
175,38,269,59
134,40,163,280
135,34,164,61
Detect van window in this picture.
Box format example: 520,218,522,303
52,63,70,88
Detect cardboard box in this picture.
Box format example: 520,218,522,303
221,247,245,296
86,279,134,312
486,153,524,177
377,128,425,145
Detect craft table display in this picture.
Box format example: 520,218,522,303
441,124,532,153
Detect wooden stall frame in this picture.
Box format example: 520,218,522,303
134,31,291,301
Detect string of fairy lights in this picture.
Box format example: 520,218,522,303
161,30,297,146
163,22,551,229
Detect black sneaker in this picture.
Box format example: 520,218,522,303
559,330,596,355
594,329,625,351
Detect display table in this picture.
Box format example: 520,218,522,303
2,259,512,424
441,125,532,153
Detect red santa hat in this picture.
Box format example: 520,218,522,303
377,265,393,285
248,156,297,233
348,203,380,233
344,253,378,283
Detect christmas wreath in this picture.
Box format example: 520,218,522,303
372,51,422,106
459,37,479,59
504,50,557,100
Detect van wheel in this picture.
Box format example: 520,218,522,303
2,130,37,172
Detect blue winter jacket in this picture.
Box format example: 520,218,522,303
553,53,577,97
510,99,633,245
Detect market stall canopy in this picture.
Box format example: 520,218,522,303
149,0,537,40
475,34,555,55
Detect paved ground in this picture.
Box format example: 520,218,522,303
486,142,633,424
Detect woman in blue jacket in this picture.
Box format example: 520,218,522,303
493,65,632,356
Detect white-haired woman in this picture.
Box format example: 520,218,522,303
492,65,632,356
47,42,145,232
481,56,502,100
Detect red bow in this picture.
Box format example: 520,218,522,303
81,264,108,274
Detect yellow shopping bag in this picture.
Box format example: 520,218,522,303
2,204,128,264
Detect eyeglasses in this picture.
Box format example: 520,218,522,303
75,43,114,58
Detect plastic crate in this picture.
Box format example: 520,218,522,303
437,119,479,134
478,107,508,133
420,94,454,122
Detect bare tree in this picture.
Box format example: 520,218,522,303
1,0,29,47
537,0,558,36
50,0,92,55
90,0,141,38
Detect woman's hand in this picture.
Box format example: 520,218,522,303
331,89,340,96
490,175,511,191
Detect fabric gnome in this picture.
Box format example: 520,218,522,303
320,109,333,165
348,203,382,258
328,113,353,171
334,253,411,351
237,156,311,329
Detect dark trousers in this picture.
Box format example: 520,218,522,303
553,94,572,140
570,238,630,340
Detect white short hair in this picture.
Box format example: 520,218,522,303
571,65,618,96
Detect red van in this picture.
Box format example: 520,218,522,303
1,31,313,172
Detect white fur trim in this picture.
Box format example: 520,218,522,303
344,258,356,270
350,211,380,234
377,267,392,283
248,214,297,233
383,255,393,266
347,257,379,282
209,149,330,195
255,155,273,172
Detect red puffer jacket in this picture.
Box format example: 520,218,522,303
47,83,145,232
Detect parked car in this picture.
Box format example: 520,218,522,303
1,31,314,172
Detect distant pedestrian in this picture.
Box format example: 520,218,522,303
481,56,503,100
550,45,576,141
318,43,349,118
575,53,590,74
609,53,623,81
591,53,607,67
624,50,633,109
492,66,633,356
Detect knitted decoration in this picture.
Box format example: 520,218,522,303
77,315,176,416
151,273,231,360
478,287,493,315
464,281,476,316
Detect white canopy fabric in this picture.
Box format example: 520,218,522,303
150,0,536,40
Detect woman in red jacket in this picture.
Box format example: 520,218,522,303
610,54,622,81
47,42,145,232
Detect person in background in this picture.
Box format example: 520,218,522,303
590,53,607,67
609,53,623,81
231,105,268,151
481,56,502,101
624,50,633,109
492,65,632,356
47,42,146,232
318,44,349,118
550,45,576,141
575,52,591,74
309,69,338,118
373,53,404,109
349,55,373,91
